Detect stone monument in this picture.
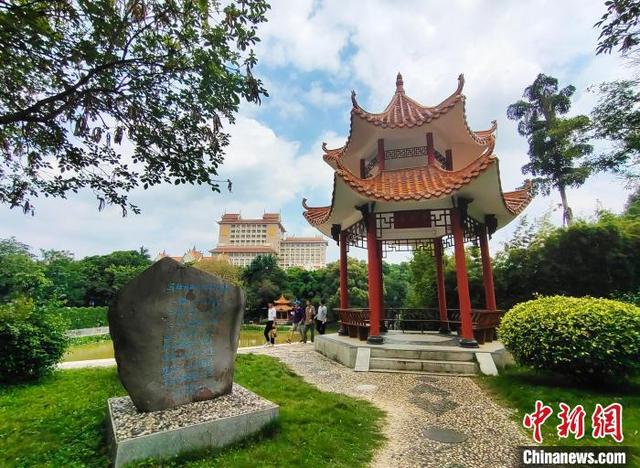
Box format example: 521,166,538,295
106,257,278,467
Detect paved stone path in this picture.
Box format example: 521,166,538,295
247,343,528,468
60,343,528,467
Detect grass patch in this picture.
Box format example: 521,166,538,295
0,354,384,467
0,368,126,467
477,366,639,465
56,306,109,330
68,334,112,347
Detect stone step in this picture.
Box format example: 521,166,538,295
367,369,478,378
369,357,479,375
369,347,476,362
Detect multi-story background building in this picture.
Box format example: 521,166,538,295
210,213,327,269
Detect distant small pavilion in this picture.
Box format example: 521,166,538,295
273,294,293,322
302,73,533,348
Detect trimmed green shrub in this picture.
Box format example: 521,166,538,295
613,288,640,307
499,296,640,378
57,306,108,329
0,298,68,383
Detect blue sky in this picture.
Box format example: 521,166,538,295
0,0,635,263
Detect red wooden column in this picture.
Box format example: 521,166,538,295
434,238,450,334
377,239,386,332
451,206,479,348
479,224,497,311
377,139,385,170
366,211,383,344
338,230,349,335
426,132,435,165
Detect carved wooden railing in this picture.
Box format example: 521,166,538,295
336,307,504,344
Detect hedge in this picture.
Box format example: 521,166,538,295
57,306,108,330
498,296,640,378
0,298,68,383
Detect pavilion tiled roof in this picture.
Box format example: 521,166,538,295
304,73,534,232
274,294,291,305
503,180,534,215
351,73,464,129
302,203,332,226
322,74,497,164
304,144,534,226
335,150,495,202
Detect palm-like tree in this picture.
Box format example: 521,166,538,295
508,74,593,225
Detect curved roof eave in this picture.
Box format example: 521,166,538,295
304,156,534,235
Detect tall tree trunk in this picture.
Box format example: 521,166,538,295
558,184,573,226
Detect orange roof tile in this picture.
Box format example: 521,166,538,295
334,147,495,202
322,74,496,165
302,203,332,226
274,294,291,305
503,180,534,215
351,73,464,129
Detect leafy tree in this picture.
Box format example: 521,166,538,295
507,74,593,225
625,186,640,217
241,255,286,313
595,0,640,56
0,0,269,215
590,80,640,182
0,238,49,302
383,262,410,309
407,249,436,309
40,250,87,306
284,266,318,302
193,256,242,286
492,210,640,309
79,249,151,305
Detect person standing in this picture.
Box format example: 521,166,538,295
301,300,315,343
288,303,303,344
264,302,276,346
315,300,327,335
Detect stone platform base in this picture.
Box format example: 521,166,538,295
315,332,514,376
107,384,278,467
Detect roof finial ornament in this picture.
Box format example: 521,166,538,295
351,90,358,108
322,142,328,152
302,198,310,210
456,73,465,94
396,72,404,93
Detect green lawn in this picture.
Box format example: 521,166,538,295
0,354,384,467
477,366,639,466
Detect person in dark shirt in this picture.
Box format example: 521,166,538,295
288,303,305,343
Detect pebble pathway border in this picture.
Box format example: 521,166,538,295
245,343,529,468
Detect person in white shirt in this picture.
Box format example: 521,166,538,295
264,302,277,346
315,300,328,335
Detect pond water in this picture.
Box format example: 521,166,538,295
62,329,275,362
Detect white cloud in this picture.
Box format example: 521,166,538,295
1,0,636,264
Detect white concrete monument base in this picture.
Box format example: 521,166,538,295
107,384,278,468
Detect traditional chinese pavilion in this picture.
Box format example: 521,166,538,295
302,73,533,348
273,294,293,322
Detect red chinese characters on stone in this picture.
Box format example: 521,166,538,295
556,403,586,439
592,403,624,443
523,400,554,443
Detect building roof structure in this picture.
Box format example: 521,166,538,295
218,212,286,232
210,245,278,254
303,73,533,249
